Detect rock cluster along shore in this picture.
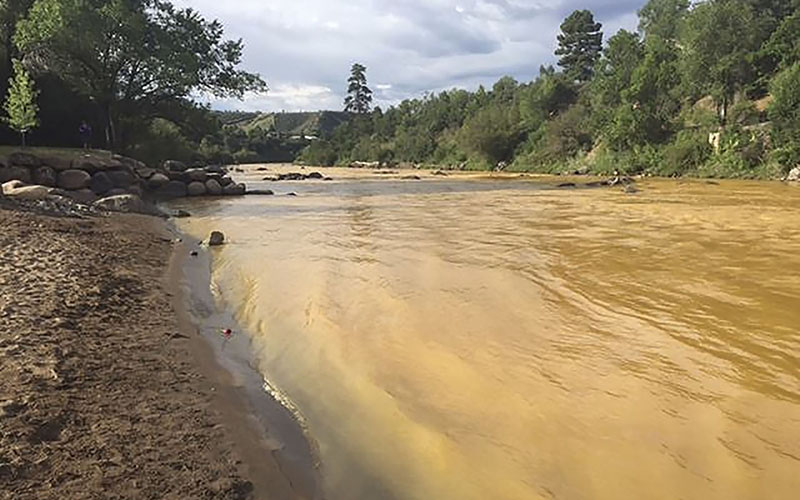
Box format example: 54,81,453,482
0,152,247,211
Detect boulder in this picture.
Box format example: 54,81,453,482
134,166,155,180
147,173,169,189
2,181,53,200
219,176,234,187
90,172,114,194
43,156,74,172
204,165,225,174
8,151,42,168
33,166,57,187
186,168,208,182
787,166,800,182
246,189,274,196
3,166,32,184
154,180,187,199
107,169,135,188
187,181,207,196
167,171,188,182
93,194,160,216
208,231,225,246
173,210,191,218
71,158,105,174
164,160,187,172
106,188,128,197
59,188,97,205
222,183,246,196
306,171,324,179
127,183,143,197
205,179,222,195
58,169,92,190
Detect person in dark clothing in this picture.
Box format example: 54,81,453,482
79,121,92,150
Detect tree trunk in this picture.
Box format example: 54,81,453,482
21,131,26,148
102,101,116,150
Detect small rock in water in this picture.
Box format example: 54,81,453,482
173,210,191,218
190,251,199,257
208,231,225,246
286,192,298,197
623,184,640,194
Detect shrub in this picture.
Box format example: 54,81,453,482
662,130,712,176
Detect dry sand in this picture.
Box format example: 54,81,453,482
0,203,302,499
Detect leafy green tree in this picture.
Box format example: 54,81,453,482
15,0,266,148
458,104,523,165
555,10,603,83
591,29,644,130
344,63,372,114
768,62,800,165
761,10,800,72
680,0,761,123
3,58,38,146
637,0,689,41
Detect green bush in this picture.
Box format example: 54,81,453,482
769,63,800,168
661,130,712,176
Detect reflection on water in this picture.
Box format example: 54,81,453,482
173,172,800,500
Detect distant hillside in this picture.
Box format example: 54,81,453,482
215,111,350,138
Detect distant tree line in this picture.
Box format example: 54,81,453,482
302,0,800,178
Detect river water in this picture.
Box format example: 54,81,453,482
173,168,800,500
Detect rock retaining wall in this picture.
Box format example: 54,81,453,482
0,152,245,205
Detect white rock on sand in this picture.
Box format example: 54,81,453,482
2,180,54,200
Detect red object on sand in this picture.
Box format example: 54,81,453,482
222,328,233,339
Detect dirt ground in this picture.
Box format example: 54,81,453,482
0,206,258,499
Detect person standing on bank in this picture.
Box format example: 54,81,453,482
79,120,92,150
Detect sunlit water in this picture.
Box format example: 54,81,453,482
174,169,800,500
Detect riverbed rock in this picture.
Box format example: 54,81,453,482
187,181,207,196
147,173,169,189
108,169,135,188
8,151,42,168
186,168,208,182
219,176,234,187
787,166,800,182
4,166,32,184
164,160,187,172
208,231,225,246
223,183,246,196
205,179,222,196
71,158,105,174
93,194,160,216
58,169,92,190
33,166,57,187
134,166,155,180
246,189,275,196
44,156,73,172
90,172,113,194
154,180,188,199
205,164,225,174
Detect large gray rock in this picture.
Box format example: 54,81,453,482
147,172,169,189
43,156,73,172
787,166,800,182
186,168,207,182
107,169,135,188
8,151,41,168
223,183,246,196
205,179,222,195
154,180,187,199
58,169,92,190
187,181,206,196
219,176,234,187
33,166,57,187
90,172,113,194
134,166,155,180
208,231,225,246
2,166,32,184
164,160,187,172
71,158,105,174
93,194,160,216
59,188,97,204
205,165,225,174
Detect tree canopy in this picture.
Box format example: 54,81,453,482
555,10,603,83
344,63,372,114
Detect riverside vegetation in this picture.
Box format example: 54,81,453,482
2,0,799,179
301,0,800,179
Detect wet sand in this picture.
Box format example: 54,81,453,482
0,202,306,499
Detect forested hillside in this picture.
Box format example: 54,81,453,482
301,0,800,178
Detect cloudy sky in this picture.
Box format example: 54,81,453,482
174,0,642,112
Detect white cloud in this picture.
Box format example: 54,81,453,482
174,0,640,112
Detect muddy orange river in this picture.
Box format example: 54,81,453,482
174,168,800,500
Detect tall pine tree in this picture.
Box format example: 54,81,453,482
555,10,603,83
344,63,372,114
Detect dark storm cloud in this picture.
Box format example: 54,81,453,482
174,0,642,111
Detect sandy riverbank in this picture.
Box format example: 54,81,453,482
0,201,307,499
